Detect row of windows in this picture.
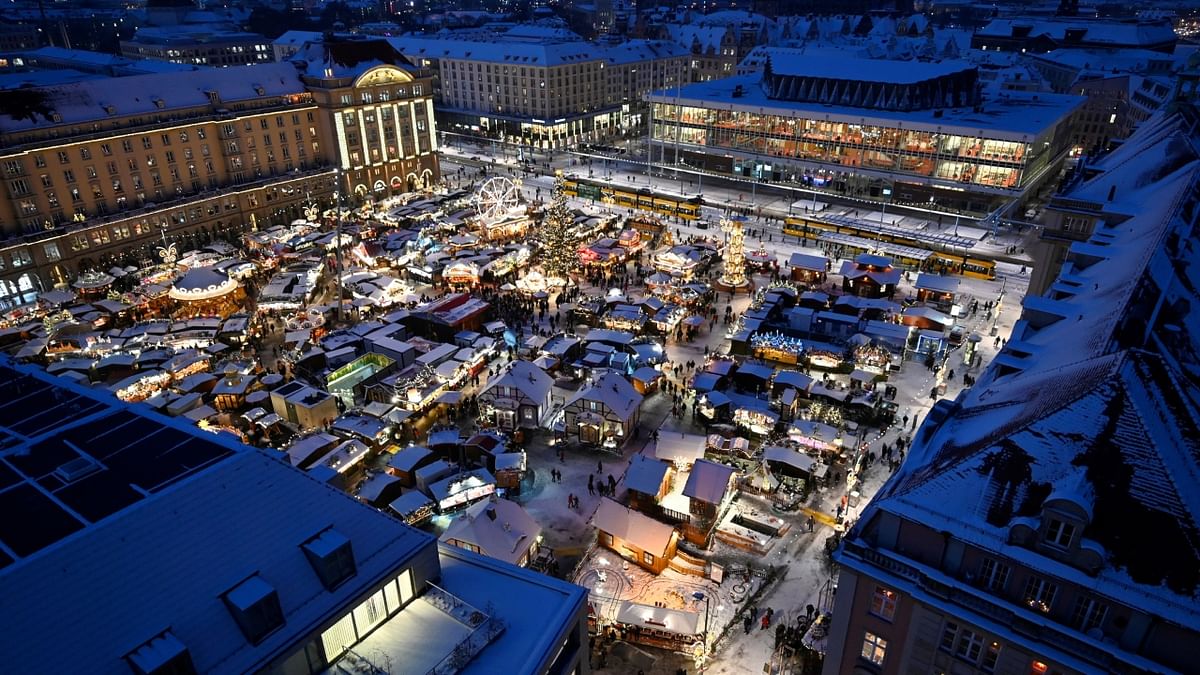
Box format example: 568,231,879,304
4,113,316,177
864,582,1108,671
338,86,423,106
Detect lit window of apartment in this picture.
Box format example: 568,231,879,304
1022,576,1058,613
869,586,897,621
860,631,887,665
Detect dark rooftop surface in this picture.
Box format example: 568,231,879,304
0,362,235,567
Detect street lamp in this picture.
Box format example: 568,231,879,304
333,168,346,322
692,591,711,663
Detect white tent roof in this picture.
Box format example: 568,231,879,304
615,600,701,636
764,446,817,473
654,432,706,465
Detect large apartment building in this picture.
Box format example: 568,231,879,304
0,36,437,308
0,357,590,674
119,25,275,67
824,104,1200,675
388,31,689,148
296,38,440,197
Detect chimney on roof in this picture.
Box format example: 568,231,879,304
1107,185,1117,202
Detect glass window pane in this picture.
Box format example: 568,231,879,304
398,569,415,604
321,613,356,661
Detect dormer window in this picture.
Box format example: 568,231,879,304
153,98,165,109
254,86,265,96
302,528,356,591
223,575,285,645
1045,518,1075,548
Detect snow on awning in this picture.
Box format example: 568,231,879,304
615,600,700,637
764,446,817,474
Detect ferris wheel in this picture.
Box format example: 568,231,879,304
474,176,520,221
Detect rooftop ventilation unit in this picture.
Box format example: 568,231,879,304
55,456,99,483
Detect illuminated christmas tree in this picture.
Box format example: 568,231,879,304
538,172,577,281
719,215,748,288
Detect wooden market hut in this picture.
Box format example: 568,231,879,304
681,459,737,546
591,498,679,574
789,252,829,284
624,455,673,512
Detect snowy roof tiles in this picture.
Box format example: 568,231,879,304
975,18,1176,49
769,53,975,86
591,498,676,555
625,455,671,495
566,371,643,421
388,34,603,67
293,38,416,80
648,74,1083,140
0,62,305,132
482,359,553,405
439,497,541,566
682,459,735,505
855,104,1200,623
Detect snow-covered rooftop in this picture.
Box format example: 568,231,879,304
0,62,306,132
567,371,643,421
768,54,975,86
625,455,671,495
682,458,736,505
0,360,434,673
648,74,1084,140
591,498,676,555
851,104,1200,637
439,497,541,566
482,359,553,404
388,34,603,67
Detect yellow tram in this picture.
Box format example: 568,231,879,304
563,178,702,220
784,215,996,279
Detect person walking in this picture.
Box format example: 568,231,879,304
587,474,595,495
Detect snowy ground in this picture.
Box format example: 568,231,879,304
423,163,1030,672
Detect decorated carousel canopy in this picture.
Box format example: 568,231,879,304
169,267,238,302
72,272,115,291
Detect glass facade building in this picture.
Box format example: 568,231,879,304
648,72,1082,212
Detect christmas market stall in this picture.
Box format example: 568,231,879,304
72,271,115,299
734,406,779,436
612,601,703,653
789,252,828,284
752,331,805,365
